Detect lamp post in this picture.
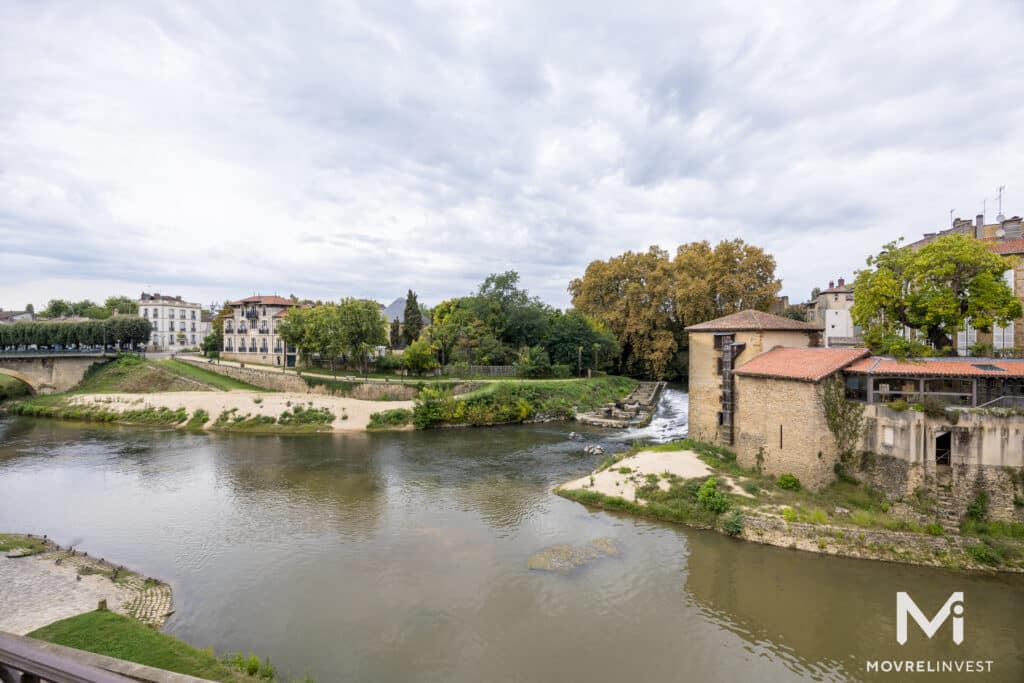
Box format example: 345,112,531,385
578,345,583,377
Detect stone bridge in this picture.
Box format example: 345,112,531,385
0,352,115,394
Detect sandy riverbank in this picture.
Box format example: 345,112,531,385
67,391,414,431
561,448,750,500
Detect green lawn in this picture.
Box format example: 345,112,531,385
158,359,266,391
28,611,241,681
0,533,50,554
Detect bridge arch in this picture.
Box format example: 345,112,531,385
0,368,39,395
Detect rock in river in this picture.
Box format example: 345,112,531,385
527,538,621,573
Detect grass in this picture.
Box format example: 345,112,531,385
28,611,241,682
160,359,266,391
7,400,189,426
0,374,31,402
0,533,50,555
367,408,413,430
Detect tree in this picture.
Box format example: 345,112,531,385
570,240,780,378
810,287,821,301
337,298,388,374
402,289,423,345
852,235,1022,356
403,338,438,376
277,305,346,374
542,310,617,372
389,318,402,348
24,303,34,315
783,305,808,322
104,296,138,315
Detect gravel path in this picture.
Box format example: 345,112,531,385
0,555,134,635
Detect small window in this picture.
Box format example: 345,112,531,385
717,412,724,426
716,358,723,375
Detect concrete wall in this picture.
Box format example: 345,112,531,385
688,329,816,445
862,405,1024,521
733,375,840,490
0,356,109,394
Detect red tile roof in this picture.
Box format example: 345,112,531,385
686,309,820,332
989,239,1024,255
846,357,1024,377
734,347,870,382
229,296,296,307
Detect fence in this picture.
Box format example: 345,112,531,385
443,364,517,378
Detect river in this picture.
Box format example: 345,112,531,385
1,389,1022,682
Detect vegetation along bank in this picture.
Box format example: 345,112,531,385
556,440,1024,573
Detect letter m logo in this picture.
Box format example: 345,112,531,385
896,592,964,645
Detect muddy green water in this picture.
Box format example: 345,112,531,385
1,392,1022,682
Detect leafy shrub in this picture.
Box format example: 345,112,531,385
550,364,573,379
925,522,945,536
278,405,334,425
917,396,949,420
966,490,989,522
776,473,801,491
742,481,760,495
886,399,909,412
696,477,730,513
681,477,709,500
617,467,632,474
781,507,797,522
967,542,1002,566
368,408,412,429
374,353,404,372
722,510,744,536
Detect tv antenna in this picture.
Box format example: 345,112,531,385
997,185,1006,221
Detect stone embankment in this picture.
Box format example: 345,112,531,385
0,534,173,634
575,381,666,428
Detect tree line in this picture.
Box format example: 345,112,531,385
0,318,153,350
36,296,139,319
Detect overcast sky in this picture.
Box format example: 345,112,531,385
2,1,1023,312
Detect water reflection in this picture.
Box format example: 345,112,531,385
1,395,1022,682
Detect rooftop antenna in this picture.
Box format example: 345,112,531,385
997,185,1006,221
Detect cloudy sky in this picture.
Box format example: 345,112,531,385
2,1,1023,312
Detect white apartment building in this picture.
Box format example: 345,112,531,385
221,295,298,367
806,278,860,348
138,292,204,350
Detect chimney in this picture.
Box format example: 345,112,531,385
829,280,835,289
837,277,845,288
976,214,985,238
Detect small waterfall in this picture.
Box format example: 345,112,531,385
611,388,689,444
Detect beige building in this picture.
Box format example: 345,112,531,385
685,310,821,447
138,293,203,350
221,295,298,367
805,278,860,347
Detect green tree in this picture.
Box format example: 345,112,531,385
852,235,1022,355
24,303,34,315
402,289,423,345
389,318,402,348
278,305,346,374
403,338,438,376
104,296,138,315
337,298,388,374
783,305,808,322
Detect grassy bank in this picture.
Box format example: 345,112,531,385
28,611,310,682
557,439,1024,571
72,355,265,394
0,374,31,402
413,376,637,428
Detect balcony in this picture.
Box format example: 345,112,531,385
238,327,248,335
258,328,269,334
243,306,259,319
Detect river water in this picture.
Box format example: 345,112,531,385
1,390,1022,682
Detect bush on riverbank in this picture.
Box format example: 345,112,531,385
7,399,189,426
412,376,637,428
368,408,413,429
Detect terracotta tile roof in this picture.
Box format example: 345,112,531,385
734,347,870,382
846,357,1024,377
686,309,820,332
229,295,296,307
989,239,1024,255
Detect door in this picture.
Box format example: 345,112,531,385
935,432,951,466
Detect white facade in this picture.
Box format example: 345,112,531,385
138,293,204,350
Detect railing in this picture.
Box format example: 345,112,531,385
0,349,123,357
0,630,213,682
975,395,1024,410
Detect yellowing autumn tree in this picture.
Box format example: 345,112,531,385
569,240,780,378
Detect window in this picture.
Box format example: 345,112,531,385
191,310,196,320
717,412,724,426
143,308,148,318
716,357,723,375
191,335,196,344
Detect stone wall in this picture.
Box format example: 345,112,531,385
175,357,308,392
0,356,110,394
734,375,840,490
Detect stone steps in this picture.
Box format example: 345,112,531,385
933,481,960,535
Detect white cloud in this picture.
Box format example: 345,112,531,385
1,0,1023,311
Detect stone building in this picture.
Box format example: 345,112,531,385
221,295,298,367
138,293,203,350
686,310,1024,519
686,310,821,447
